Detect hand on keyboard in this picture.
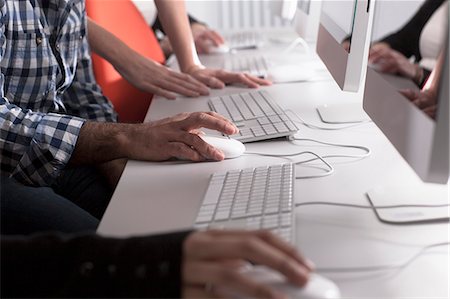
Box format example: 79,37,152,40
182,230,315,298
184,65,271,89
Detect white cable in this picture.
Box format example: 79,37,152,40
282,37,310,55
295,201,450,209
286,109,372,131
316,242,450,273
245,151,334,179
290,137,371,160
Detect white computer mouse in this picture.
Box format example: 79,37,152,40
208,44,231,54
267,64,315,83
200,136,246,159
224,266,341,299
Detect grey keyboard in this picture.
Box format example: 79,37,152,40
224,55,269,78
209,90,299,143
225,31,264,50
195,163,295,243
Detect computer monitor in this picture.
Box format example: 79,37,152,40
316,0,375,92
364,45,449,185
293,0,322,43
363,39,449,224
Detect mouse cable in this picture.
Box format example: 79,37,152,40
286,109,372,131
315,242,450,274
295,201,450,210
245,151,334,179
289,137,371,159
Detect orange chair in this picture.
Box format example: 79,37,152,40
86,0,165,123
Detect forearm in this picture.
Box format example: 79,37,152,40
1,231,192,298
154,0,201,72
87,18,139,74
69,122,130,166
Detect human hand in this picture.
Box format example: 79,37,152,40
369,44,420,81
191,23,225,54
400,89,438,119
182,230,314,298
115,52,210,99
184,65,272,89
121,112,238,162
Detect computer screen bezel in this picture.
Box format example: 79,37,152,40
363,42,449,184
316,0,376,92
293,0,322,43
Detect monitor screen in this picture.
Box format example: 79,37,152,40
297,0,311,15
320,0,357,51
316,0,375,92
294,0,322,42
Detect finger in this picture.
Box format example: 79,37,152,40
176,132,225,161
202,30,225,46
179,112,238,135
170,71,210,95
184,262,286,299
255,230,315,271
244,73,272,86
168,142,206,162
150,85,178,100
161,73,209,97
423,105,436,118
205,230,313,270
189,233,310,286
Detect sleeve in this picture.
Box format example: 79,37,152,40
1,230,192,298
0,9,85,187
380,0,445,61
62,10,118,123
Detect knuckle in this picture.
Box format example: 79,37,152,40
242,237,260,253
218,268,237,283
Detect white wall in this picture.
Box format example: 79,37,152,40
186,0,426,40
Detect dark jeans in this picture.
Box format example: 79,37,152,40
1,166,113,235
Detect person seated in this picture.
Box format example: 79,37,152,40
343,0,448,87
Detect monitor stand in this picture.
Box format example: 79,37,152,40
366,177,449,225
317,102,370,124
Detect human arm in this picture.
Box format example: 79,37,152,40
87,18,209,99
1,231,191,298
69,112,238,166
379,0,445,60
153,0,270,88
1,230,313,298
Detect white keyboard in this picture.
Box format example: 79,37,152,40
224,55,269,78
195,163,295,243
225,31,264,50
209,90,299,143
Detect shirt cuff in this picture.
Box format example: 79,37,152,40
11,113,85,186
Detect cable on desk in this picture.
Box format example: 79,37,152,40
315,242,450,273
245,151,334,179
286,109,372,131
289,137,371,160
295,201,450,209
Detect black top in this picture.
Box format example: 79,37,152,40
380,0,446,62
1,230,192,298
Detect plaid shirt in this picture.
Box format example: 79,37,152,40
0,0,117,186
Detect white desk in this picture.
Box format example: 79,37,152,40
98,37,449,298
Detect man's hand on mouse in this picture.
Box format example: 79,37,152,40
121,112,238,162
182,230,315,298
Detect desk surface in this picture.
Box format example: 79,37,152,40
98,35,449,298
